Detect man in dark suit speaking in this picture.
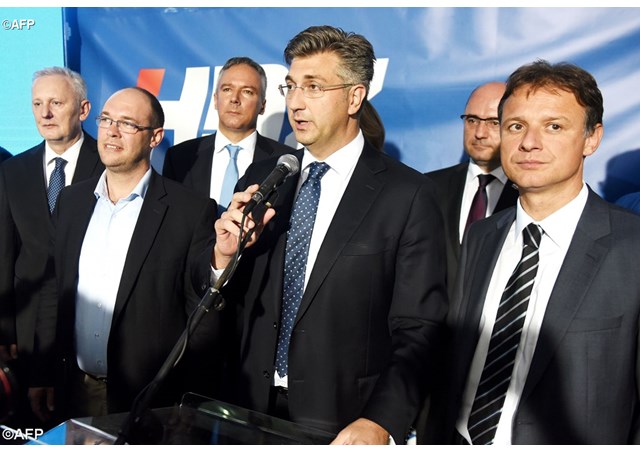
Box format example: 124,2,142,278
0,67,103,426
29,87,219,422
210,25,448,444
423,60,640,444
426,82,518,296
163,56,294,212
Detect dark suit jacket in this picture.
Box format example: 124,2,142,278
219,143,448,442
162,132,295,198
0,146,12,162
0,135,103,363
45,170,219,416
423,189,640,444
425,161,518,297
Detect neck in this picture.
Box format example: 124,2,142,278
220,127,255,145
105,165,149,204
47,134,82,155
519,183,583,221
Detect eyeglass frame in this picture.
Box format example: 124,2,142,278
460,114,500,129
96,115,157,134
278,82,355,99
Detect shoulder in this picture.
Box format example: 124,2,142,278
156,173,216,210
167,135,214,155
256,133,297,155
424,161,467,181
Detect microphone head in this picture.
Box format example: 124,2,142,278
276,154,300,176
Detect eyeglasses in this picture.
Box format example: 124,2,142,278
96,116,156,134
278,82,354,99
460,115,500,129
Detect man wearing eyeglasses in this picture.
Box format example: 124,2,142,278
209,25,447,444
28,87,220,424
425,81,518,297
163,57,294,214
0,67,103,429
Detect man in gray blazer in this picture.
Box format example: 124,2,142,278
421,60,640,444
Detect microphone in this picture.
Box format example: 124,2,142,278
243,154,300,215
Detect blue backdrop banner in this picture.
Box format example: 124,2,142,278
71,7,640,201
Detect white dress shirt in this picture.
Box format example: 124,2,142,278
272,131,364,387
209,131,257,202
44,132,84,187
456,183,589,444
75,169,151,377
459,161,509,243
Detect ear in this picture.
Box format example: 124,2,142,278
583,123,603,158
258,98,266,116
150,128,165,149
79,100,91,122
213,92,219,111
348,84,367,116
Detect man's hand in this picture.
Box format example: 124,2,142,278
0,343,18,362
28,387,55,422
331,417,390,445
212,184,276,270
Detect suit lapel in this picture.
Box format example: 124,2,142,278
111,171,168,325
521,191,610,401
189,134,216,194
22,143,51,220
293,144,384,324
254,134,276,161
448,163,467,251
495,180,519,213
72,133,102,182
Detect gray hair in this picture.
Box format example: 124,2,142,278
32,66,88,107
218,57,268,103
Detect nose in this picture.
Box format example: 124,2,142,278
106,121,121,137
519,127,541,152
286,86,305,110
473,120,490,139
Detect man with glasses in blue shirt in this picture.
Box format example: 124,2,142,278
29,87,220,423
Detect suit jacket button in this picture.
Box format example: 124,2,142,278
263,370,270,379
273,322,277,329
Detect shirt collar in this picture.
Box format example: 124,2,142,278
44,131,84,166
467,160,508,185
515,183,589,250
214,130,258,154
94,168,152,203
300,130,364,179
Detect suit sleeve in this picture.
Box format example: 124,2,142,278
0,167,17,345
360,178,449,441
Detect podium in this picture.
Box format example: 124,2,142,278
33,393,335,445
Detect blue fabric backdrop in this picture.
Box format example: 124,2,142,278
69,7,640,202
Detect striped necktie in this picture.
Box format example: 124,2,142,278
467,223,543,444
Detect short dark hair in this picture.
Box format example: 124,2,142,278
130,87,165,128
218,57,267,102
284,25,375,95
499,59,603,135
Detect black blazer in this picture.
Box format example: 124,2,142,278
425,162,518,296
44,171,219,416
162,132,295,198
423,189,640,444
220,143,448,442
0,135,103,361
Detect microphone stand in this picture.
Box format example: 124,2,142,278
114,207,259,445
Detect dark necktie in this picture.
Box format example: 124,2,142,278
275,162,330,377
218,144,241,214
467,223,543,444
465,174,495,233
47,157,67,213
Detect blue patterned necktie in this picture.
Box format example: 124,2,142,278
47,157,67,213
275,162,330,377
467,223,543,444
218,144,241,214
